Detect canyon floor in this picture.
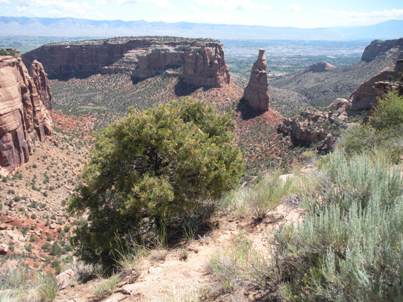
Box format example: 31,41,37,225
0,112,94,273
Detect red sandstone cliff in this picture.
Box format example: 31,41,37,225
182,43,230,88
23,37,230,88
0,56,52,175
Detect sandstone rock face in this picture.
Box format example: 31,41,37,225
361,38,403,62
306,61,336,73
351,53,403,111
182,43,230,88
350,70,395,110
132,47,184,83
30,60,52,109
0,56,52,175
243,49,269,113
23,37,230,88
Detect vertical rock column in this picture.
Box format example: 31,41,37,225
243,49,269,113
30,60,53,109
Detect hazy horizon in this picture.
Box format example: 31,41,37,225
1,0,403,28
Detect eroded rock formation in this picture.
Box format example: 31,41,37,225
30,60,52,109
182,43,230,87
23,37,230,88
278,99,349,154
361,38,403,62
243,49,269,113
351,51,403,110
306,61,336,73
0,56,52,175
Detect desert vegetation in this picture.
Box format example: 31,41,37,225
210,92,403,301
339,91,403,159
0,267,58,302
69,99,244,268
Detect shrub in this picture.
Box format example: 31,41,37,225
337,92,403,159
369,91,403,130
221,171,296,220
211,151,403,301
93,274,121,300
69,99,244,267
270,151,403,301
337,125,377,156
315,150,402,212
0,267,58,302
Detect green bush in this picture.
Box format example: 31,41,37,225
337,125,377,156
270,151,403,301
369,92,403,130
337,92,403,159
69,99,244,267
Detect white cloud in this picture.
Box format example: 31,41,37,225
324,8,403,26
195,0,271,12
289,4,302,13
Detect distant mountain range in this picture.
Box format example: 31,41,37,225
1,16,403,40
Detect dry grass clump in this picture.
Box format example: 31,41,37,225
0,267,58,302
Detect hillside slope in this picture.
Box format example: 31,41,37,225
271,49,399,107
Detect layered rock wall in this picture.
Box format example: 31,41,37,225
23,37,230,88
0,56,52,175
182,43,230,87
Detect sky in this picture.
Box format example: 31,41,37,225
1,0,403,28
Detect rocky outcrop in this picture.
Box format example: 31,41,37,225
30,60,52,109
182,44,230,88
23,37,230,88
350,71,395,110
306,61,336,73
396,51,403,73
351,51,403,111
278,100,349,154
361,38,403,62
243,49,269,113
0,56,52,175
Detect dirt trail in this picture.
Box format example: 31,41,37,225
56,202,303,302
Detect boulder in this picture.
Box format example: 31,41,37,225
56,269,76,289
306,61,336,73
0,56,52,175
0,243,9,255
243,49,269,113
